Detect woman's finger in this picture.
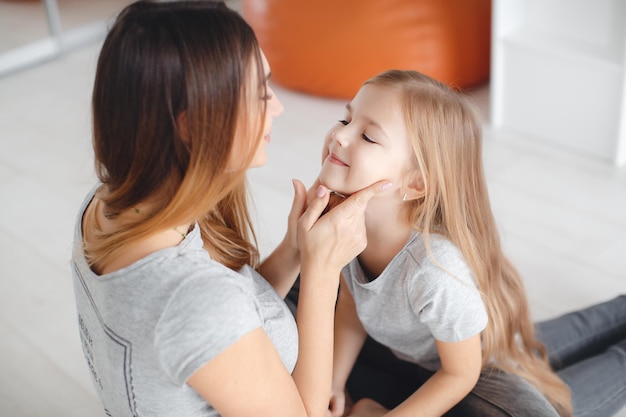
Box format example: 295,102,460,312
289,179,307,222
305,178,322,207
298,184,330,232
327,180,392,218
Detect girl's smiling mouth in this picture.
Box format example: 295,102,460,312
327,152,349,167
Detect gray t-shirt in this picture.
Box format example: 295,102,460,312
72,188,298,416
342,232,487,371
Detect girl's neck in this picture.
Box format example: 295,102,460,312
359,199,413,280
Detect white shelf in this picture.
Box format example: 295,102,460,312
501,30,623,69
490,0,626,166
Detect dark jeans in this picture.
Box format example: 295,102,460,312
286,282,626,417
539,295,626,417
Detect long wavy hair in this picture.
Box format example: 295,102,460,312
86,0,265,271
365,70,572,416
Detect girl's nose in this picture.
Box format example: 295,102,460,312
333,126,349,147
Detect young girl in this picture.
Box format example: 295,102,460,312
320,70,626,417
72,2,389,416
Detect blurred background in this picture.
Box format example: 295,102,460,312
0,0,624,416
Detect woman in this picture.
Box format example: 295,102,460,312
72,2,391,416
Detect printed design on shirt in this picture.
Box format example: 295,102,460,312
74,264,138,417
78,313,102,390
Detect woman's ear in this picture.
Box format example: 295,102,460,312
177,111,190,144
401,170,426,201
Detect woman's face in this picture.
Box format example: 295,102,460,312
318,83,416,196
248,50,284,169
228,50,283,171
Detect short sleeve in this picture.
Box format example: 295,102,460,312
155,274,262,385
409,243,488,342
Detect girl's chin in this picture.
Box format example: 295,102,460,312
318,178,343,195
318,173,344,192
324,186,352,198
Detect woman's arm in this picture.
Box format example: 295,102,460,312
187,326,310,415
259,238,301,298
189,181,392,417
258,179,307,298
188,262,347,417
329,277,368,417
292,181,390,416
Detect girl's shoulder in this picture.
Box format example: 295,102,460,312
403,232,475,286
404,232,464,266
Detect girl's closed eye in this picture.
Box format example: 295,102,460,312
361,133,376,143
338,119,376,143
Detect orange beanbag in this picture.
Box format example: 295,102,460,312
243,0,491,99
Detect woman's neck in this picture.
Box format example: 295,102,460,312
84,195,192,275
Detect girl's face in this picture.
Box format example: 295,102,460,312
249,50,284,168
319,83,416,196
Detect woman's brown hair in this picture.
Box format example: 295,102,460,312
365,70,572,416
87,1,266,271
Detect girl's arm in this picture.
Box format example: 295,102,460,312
258,180,307,298
329,277,368,417
391,335,482,416
359,334,482,417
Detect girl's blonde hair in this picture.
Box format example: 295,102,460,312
365,70,572,416
86,1,265,272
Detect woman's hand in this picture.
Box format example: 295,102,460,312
297,180,392,274
304,177,345,216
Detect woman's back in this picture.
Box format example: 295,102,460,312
73,189,298,416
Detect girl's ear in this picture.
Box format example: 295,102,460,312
402,170,426,201
177,111,190,144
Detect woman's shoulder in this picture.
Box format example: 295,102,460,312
153,249,261,331
154,239,250,293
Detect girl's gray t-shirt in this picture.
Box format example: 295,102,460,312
343,232,488,371
72,188,298,416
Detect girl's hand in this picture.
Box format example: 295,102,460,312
346,398,388,417
297,180,392,274
328,387,347,417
